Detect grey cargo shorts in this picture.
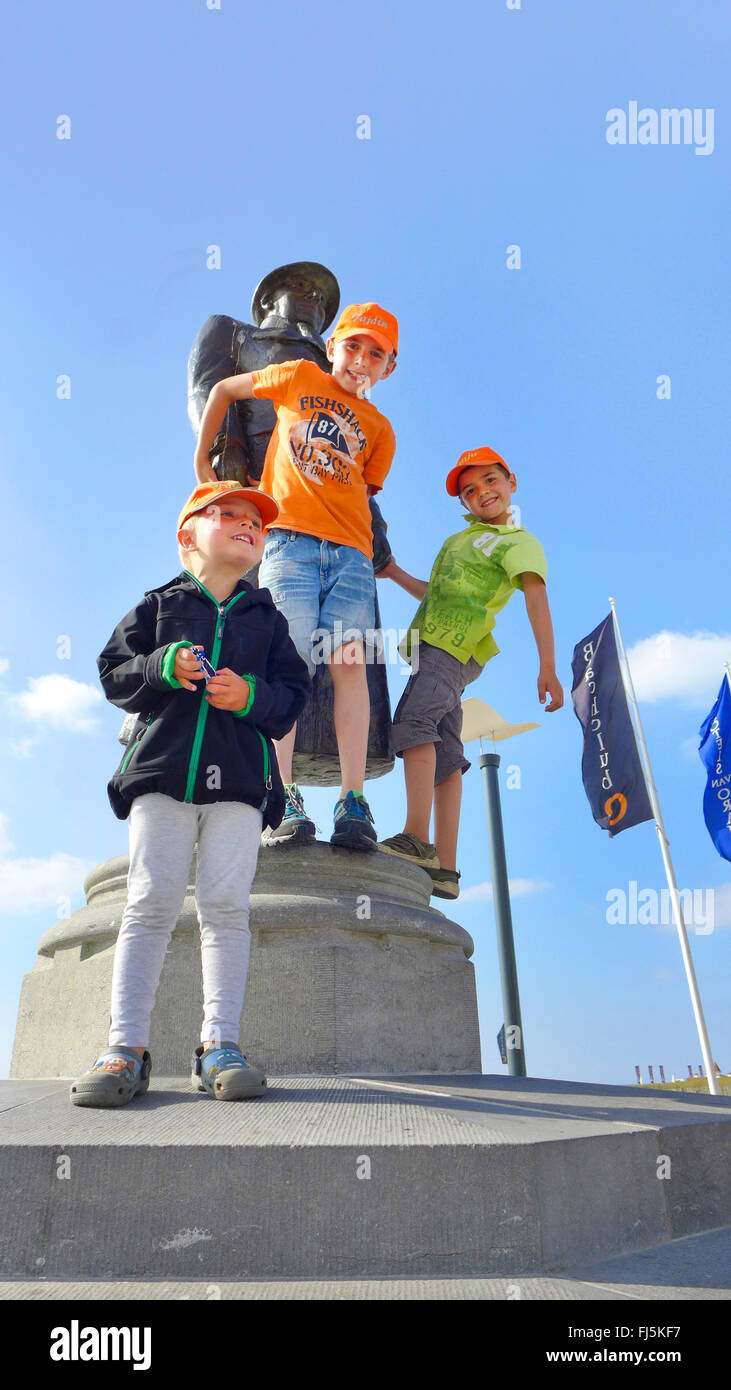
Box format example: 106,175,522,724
391,641,483,785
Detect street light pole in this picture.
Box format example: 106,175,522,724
479,750,527,1078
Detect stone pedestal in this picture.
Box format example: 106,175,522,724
11,844,481,1078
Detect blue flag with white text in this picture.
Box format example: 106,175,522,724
698,676,731,863
571,614,653,837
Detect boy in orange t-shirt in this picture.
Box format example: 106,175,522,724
194,303,398,850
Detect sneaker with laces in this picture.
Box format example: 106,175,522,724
331,790,377,850
261,783,316,846
191,1042,267,1100
377,831,440,870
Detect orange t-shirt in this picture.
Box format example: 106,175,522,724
251,359,396,558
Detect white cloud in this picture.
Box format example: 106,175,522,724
0,813,91,913
8,673,103,731
460,878,553,903
0,658,9,675
626,631,731,707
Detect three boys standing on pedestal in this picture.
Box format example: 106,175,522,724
69,262,562,1108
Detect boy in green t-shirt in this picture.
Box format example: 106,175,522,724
377,446,563,899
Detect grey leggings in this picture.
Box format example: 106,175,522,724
109,793,262,1048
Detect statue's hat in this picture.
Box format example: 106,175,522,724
251,262,340,331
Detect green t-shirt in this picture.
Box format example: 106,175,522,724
401,516,548,666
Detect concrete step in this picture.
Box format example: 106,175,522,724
1,1074,730,1281
3,1223,731,1301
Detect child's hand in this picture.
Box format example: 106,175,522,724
174,647,207,691
205,668,251,711
538,668,564,713
377,559,429,599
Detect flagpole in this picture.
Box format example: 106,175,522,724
609,598,718,1095
725,662,731,697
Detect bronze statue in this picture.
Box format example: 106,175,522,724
187,262,394,785
188,262,338,485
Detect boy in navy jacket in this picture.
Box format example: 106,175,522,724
70,482,310,1107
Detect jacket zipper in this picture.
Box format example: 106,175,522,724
120,711,155,774
183,584,249,803
255,729,273,812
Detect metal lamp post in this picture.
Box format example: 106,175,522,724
461,699,540,1078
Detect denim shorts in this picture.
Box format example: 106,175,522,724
391,642,483,784
258,530,376,676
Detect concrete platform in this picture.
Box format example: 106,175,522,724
3,1224,730,1299
1,1074,729,1281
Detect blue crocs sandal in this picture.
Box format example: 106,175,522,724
69,1047,151,1108
192,1042,267,1101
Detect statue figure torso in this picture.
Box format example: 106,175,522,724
188,314,330,482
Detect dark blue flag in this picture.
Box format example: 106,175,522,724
698,676,731,862
497,1024,507,1065
571,614,653,836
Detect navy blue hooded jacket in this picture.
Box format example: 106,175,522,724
99,570,311,826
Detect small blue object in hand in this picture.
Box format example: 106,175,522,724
191,646,217,681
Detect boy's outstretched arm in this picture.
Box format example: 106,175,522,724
194,373,257,483
522,573,564,712
377,557,428,600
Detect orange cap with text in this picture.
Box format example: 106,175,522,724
177,480,280,533
331,303,398,356
446,447,510,497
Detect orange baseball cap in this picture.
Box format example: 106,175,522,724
331,303,399,356
446,447,511,497
177,480,280,533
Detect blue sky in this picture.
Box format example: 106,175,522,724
1,0,729,1083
